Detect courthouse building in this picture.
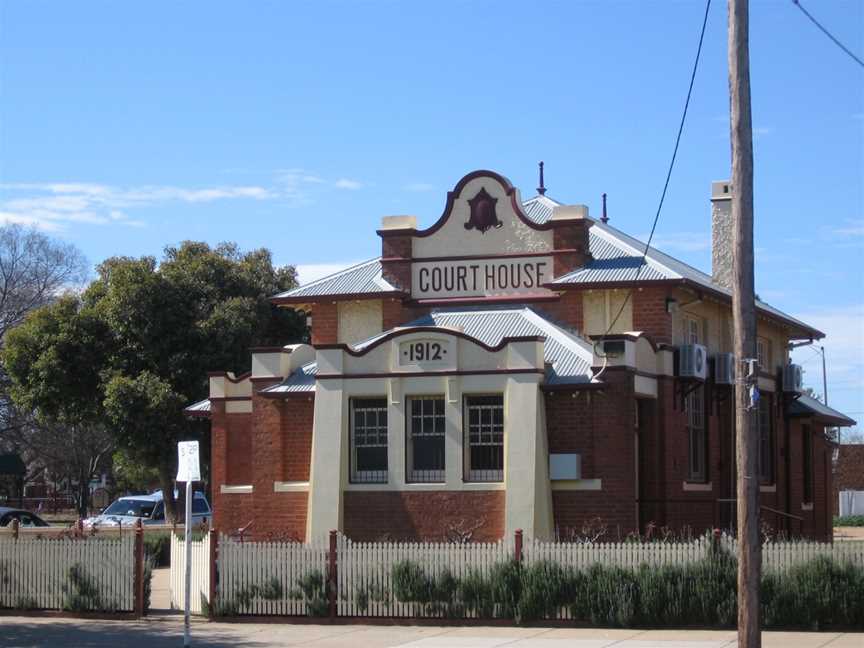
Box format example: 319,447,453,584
187,169,854,542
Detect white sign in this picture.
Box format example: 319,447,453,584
176,441,200,483
411,256,553,299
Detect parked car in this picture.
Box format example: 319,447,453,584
82,490,211,527
0,506,50,528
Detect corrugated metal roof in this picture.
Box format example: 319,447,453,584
274,258,395,299
271,195,817,335
788,393,856,426
260,361,318,394
371,307,595,385
184,398,211,416
262,307,596,393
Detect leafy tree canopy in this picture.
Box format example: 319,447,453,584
3,241,306,519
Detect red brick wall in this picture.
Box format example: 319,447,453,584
545,370,638,537
210,400,228,494
382,299,431,331
343,491,504,542
536,291,583,333
213,492,253,534
834,444,864,516
311,302,338,344
225,412,252,485
552,222,592,277
632,287,673,344
282,395,314,482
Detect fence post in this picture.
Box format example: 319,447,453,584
134,519,145,618
514,529,523,564
328,530,337,621
11,518,19,541
711,528,721,557
208,529,218,620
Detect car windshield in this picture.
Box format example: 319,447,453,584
103,499,157,518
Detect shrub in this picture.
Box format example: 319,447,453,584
143,533,171,567
834,515,864,527
63,563,104,612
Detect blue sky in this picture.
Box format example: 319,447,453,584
1,1,862,429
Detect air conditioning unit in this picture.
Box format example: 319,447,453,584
677,344,708,380
783,364,803,393
714,353,735,385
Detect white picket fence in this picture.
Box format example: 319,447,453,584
337,534,513,618
216,535,329,616
200,533,864,618
0,534,136,611
524,535,713,569
169,533,210,615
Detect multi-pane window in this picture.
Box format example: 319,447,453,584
686,387,707,482
757,337,771,372
406,396,445,482
802,424,813,503
464,395,504,482
758,395,774,484
350,398,388,483
683,315,702,345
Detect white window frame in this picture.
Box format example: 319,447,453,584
406,395,446,483
757,337,771,372
686,386,707,483
682,314,702,345
463,394,504,482
350,397,389,484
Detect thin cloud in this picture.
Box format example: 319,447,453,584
334,178,363,190
0,169,358,232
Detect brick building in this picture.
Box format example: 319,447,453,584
833,444,864,516
187,170,855,543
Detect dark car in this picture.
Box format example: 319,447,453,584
0,506,50,528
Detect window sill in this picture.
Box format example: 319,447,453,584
220,484,253,494
683,481,712,492
760,484,777,493
551,479,602,491
273,481,309,492
801,502,814,511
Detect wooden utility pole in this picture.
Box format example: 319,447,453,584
728,1,760,646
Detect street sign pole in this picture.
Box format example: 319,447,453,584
184,480,192,647
177,441,200,648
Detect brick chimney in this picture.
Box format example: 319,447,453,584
378,215,416,292
711,180,733,289
550,204,593,277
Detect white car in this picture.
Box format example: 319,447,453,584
83,490,212,527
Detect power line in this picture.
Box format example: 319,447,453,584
602,0,712,337
791,0,864,69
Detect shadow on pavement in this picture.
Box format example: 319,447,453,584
4,617,272,648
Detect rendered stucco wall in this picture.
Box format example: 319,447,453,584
337,300,383,345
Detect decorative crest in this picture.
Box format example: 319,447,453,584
464,187,502,234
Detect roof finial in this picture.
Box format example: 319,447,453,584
537,161,546,195
601,192,609,224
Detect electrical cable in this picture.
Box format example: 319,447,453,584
594,0,712,367
791,0,864,69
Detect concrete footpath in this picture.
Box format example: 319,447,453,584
1,616,861,648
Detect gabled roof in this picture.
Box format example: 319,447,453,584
260,307,596,395
787,393,856,427
403,308,595,386
271,192,820,337
272,258,401,302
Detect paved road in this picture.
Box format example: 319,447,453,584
2,617,861,648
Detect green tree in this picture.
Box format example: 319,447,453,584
3,241,305,520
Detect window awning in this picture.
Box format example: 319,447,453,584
787,393,856,427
